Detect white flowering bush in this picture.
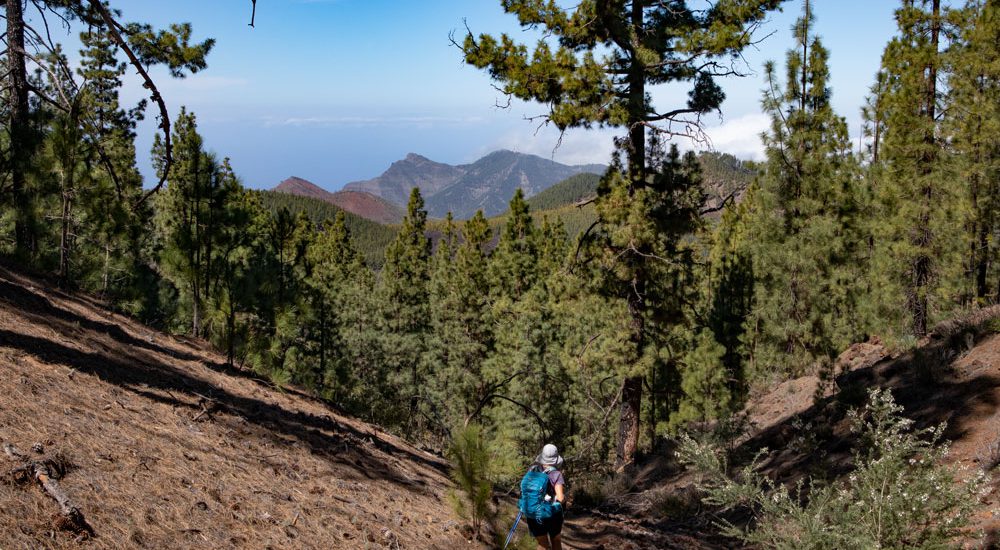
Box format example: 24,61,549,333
677,388,987,549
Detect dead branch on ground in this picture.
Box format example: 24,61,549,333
3,441,94,537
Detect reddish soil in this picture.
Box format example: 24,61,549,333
274,176,404,224
557,314,1000,549
329,190,404,225
0,263,469,549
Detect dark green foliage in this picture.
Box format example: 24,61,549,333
525,173,600,212
426,211,494,435
947,0,1000,306
871,0,965,337
1,1,212,260
377,188,433,429
253,190,397,268
460,0,783,469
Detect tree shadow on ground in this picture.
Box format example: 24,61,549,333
0,271,451,492
736,331,1000,487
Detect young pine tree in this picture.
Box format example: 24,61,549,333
378,187,432,430
745,1,867,378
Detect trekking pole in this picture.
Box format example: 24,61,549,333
502,510,522,550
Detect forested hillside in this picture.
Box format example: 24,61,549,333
273,176,406,225
2,0,999,548
254,190,397,266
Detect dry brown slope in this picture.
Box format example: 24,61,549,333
559,312,1000,549
0,263,469,549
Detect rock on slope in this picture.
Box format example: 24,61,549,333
275,176,405,225
0,263,469,549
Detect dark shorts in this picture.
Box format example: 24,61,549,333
526,512,564,538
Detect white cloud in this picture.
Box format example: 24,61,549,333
696,113,769,160
481,124,617,166
480,112,769,166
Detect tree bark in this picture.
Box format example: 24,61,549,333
614,0,647,471
910,0,941,337
6,0,34,255
59,189,72,282
615,375,642,471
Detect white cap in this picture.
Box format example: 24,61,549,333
537,443,564,467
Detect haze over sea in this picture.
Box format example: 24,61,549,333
58,1,895,188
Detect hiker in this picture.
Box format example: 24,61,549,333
520,443,566,550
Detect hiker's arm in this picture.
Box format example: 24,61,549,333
554,483,565,504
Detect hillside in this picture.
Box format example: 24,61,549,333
0,263,474,549
560,309,1000,549
261,154,756,267
343,153,466,207
274,176,405,225
526,173,602,212
3,256,999,549
425,150,605,219
252,190,397,267
341,150,604,220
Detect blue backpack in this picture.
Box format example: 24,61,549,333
519,470,558,521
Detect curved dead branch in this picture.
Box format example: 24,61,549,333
86,0,171,208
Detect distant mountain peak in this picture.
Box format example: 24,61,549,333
272,176,404,225
341,150,607,220
275,176,330,200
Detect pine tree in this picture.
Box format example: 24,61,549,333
153,109,244,338
378,187,432,429
489,188,538,304
672,194,755,428
461,0,782,468
306,211,367,399
427,210,494,436
591,139,706,466
874,0,965,337
947,0,1000,304
1,1,213,258
745,1,867,378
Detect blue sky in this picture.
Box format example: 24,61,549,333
89,1,898,189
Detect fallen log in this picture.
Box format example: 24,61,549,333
3,442,94,537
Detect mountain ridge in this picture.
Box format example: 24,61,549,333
274,176,405,225
341,149,606,219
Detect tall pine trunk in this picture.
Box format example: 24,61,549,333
7,0,33,256
909,0,941,337
59,189,72,283
613,0,648,471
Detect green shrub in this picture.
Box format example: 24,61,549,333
677,388,987,549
